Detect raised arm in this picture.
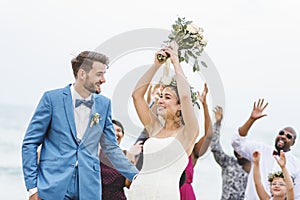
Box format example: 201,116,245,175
146,85,153,105
252,151,270,200
210,106,231,167
163,43,199,150
274,150,294,200
239,99,268,137
192,83,213,164
132,51,166,129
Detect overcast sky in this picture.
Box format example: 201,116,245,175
1,0,300,137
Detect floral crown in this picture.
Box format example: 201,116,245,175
268,171,295,183
163,77,200,110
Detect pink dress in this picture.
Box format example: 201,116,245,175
180,156,196,200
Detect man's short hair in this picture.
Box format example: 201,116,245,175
71,51,109,78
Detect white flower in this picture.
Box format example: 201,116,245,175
186,24,200,34
90,113,100,128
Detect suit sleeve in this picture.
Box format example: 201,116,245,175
22,92,52,190
100,100,138,181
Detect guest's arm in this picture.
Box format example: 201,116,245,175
274,150,294,200
192,83,213,165
252,151,270,200
210,106,232,167
239,99,268,137
126,141,143,165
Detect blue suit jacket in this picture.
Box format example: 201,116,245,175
22,84,138,200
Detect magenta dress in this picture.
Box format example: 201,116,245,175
180,156,196,200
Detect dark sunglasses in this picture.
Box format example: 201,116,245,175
279,130,293,140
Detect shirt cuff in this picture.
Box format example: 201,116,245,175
28,187,38,196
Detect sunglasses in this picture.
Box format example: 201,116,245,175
278,130,293,140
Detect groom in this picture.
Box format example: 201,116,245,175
22,51,138,200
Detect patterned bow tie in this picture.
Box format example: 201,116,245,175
75,99,94,108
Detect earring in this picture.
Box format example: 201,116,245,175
173,110,182,124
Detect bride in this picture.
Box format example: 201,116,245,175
127,43,200,199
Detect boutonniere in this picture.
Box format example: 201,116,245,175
90,113,100,128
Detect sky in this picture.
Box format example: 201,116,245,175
1,0,300,198
1,0,300,133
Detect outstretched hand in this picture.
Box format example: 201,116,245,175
250,99,268,120
274,150,286,169
128,141,143,155
198,83,208,105
213,106,223,123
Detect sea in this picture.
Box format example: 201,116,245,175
1,104,300,199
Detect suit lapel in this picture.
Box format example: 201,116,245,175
63,84,78,141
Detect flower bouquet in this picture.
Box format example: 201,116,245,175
157,17,207,72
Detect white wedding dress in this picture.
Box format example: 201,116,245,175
127,137,188,200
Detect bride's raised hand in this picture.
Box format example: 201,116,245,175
154,49,168,65
162,42,179,65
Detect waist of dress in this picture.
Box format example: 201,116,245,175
184,180,193,184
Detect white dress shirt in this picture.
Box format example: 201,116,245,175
71,84,92,141
232,133,300,200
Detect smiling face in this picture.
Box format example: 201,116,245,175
83,61,106,94
113,123,124,144
156,86,180,119
270,177,287,199
275,128,296,152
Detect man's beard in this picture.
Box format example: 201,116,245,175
84,79,100,94
275,144,284,153
275,138,286,152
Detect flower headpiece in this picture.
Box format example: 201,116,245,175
268,171,295,183
158,17,208,72
163,77,200,110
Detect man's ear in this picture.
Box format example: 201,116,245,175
78,68,86,80
291,139,295,146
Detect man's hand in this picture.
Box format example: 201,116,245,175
274,150,286,169
250,99,268,120
29,192,41,200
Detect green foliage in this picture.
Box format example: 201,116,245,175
165,17,208,72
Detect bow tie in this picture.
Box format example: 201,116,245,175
75,99,94,108
273,150,279,156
